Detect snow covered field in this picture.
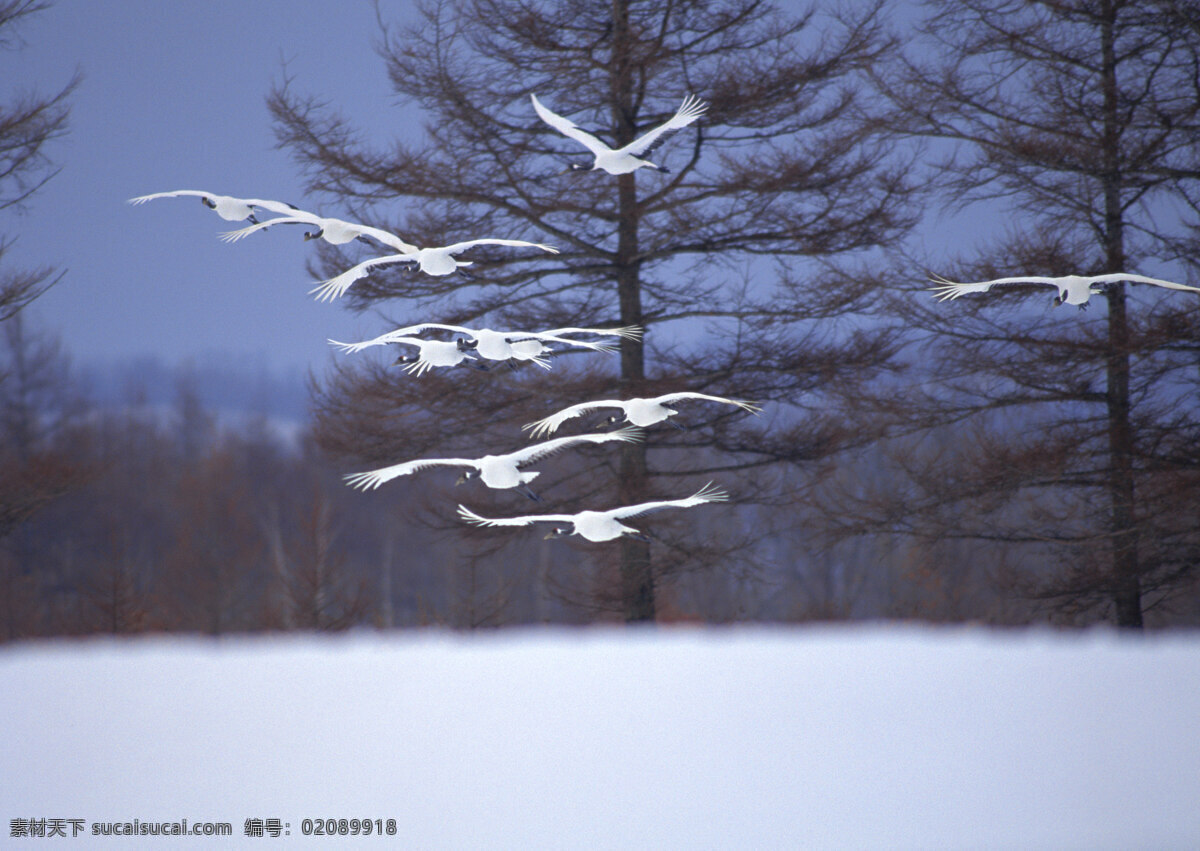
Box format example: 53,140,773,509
3,625,1198,848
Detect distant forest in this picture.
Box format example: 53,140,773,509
0,356,1083,635
3,0,1199,637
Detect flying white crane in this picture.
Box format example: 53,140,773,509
929,272,1200,309
329,335,483,376
345,427,643,501
309,239,560,300
219,208,416,252
127,191,299,223
530,93,707,175
457,482,729,542
329,328,549,369
523,392,762,439
375,323,640,368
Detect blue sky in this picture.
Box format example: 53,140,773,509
4,1,413,382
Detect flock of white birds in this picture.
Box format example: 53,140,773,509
130,93,764,543
131,91,1200,543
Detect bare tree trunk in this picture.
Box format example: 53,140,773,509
611,0,653,622
1100,0,1141,628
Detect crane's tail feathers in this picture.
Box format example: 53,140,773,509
612,426,646,443
405,360,434,377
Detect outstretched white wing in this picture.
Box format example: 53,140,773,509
345,457,475,490
350,224,418,254
522,400,625,439
618,95,708,158
538,325,643,341
1097,273,1200,294
654,392,763,414
129,191,299,215
928,273,1061,301
328,334,424,355
609,482,729,520
386,322,475,338
219,213,319,243
506,426,642,467
311,253,417,302
239,198,300,215
129,190,210,205
520,334,617,354
457,504,575,529
438,239,560,257
530,94,612,156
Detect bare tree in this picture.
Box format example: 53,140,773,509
861,0,1200,627
0,0,78,316
270,0,920,621
0,0,84,587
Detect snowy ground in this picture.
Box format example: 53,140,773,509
3,625,1198,848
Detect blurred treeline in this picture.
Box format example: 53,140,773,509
2,345,1195,637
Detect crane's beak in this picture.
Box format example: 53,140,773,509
543,530,557,540
454,473,468,486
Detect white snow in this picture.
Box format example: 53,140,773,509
3,625,1198,848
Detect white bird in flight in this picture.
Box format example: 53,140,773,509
376,323,641,369
458,482,729,542
531,93,707,175
929,272,1200,309
523,392,762,439
310,240,560,301
345,427,643,501
329,335,483,376
330,327,549,369
127,191,299,223
219,209,416,252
